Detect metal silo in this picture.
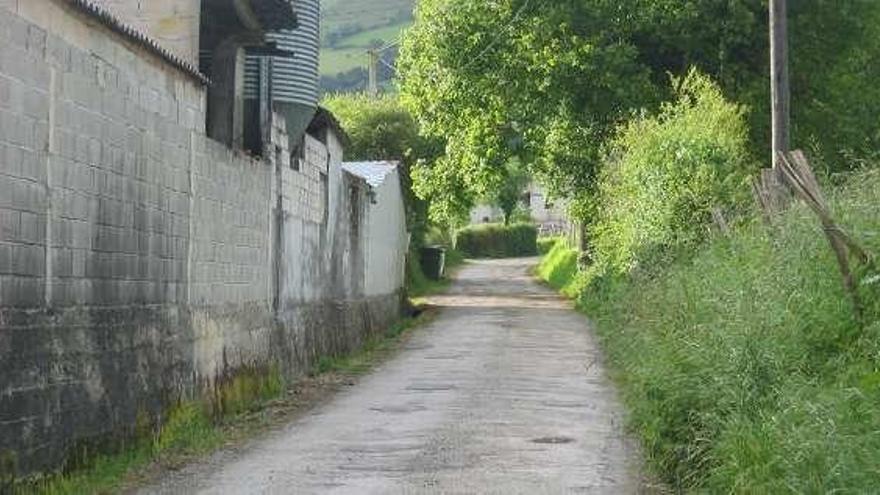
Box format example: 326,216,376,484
245,0,321,147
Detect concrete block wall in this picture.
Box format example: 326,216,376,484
0,1,403,476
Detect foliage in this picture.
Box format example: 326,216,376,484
589,70,753,273
320,0,413,84
536,236,562,256
399,0,656,221
489,160,530,225
399,0,880,224
540,168,880,492
455,223,537,259
536,241,579,297
323,93,444,247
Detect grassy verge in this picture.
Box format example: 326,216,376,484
406,247,465,300
12,308,441,494
538,170,880,492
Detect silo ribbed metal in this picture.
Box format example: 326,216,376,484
244,0,320,108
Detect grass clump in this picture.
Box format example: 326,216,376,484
540,168,880,492
455,223,537,258
537,236,562,255
536,241,580,297
313,317,423,376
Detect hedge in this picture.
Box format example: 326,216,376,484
455,223,538,258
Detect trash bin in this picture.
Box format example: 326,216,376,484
420,246,446,281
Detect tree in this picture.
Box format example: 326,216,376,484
322,93,445,244
398,0,657,222
399,0,880,226
490,160,530,226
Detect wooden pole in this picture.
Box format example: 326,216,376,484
770,0,790,171
367,49,379,97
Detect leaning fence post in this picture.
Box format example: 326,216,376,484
777,150,876,320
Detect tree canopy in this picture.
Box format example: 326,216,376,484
398,0,880,224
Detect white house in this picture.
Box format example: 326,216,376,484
342,162,410,297
469,182,568,235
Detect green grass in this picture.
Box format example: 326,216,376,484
406,247,465,301
18,401,227,495
536,241,579,297
313,316,426,376
537,236,563,255
539,169,880,492
321,0,413,77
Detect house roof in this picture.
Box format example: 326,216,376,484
63,0,208,84
308,106,351,147
342,161,399,188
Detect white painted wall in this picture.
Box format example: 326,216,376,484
363,169,408,296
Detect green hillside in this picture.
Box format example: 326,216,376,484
320,0,415,91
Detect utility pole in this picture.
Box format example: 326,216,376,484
770,0,790,171
367,49,379,97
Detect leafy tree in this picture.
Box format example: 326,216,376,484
399,0,880,226
322,93,445,245
592,70,754,273
398,0,656,223
489,160,530,226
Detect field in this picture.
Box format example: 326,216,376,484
320,0,414,80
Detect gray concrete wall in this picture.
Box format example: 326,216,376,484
91,0,201,65
0,0,403,476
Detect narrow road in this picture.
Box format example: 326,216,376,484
144,258,641,494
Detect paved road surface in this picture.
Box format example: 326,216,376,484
143,258,642,494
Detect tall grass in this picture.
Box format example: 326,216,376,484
541,169,880,492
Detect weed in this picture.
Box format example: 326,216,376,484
539,169,880,492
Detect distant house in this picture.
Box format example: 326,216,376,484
469,183,568,235
342,162,409,297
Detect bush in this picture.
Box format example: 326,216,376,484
591,70,754,274
537,241,579,297
455,223,537,258
537,236,562,255
542,168,880,492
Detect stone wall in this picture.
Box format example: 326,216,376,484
0,0,403,476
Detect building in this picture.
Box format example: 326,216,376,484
469,182,568,235
0,0,409,476
342,161,409,298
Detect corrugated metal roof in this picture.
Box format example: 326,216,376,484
342,161,399,188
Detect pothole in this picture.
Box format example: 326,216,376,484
531,436,575,444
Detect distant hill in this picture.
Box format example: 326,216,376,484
320,0,415,93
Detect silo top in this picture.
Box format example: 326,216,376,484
244,0,320,108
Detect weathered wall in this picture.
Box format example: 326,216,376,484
363,170,408,297
91,0,201,65
0,0,403,476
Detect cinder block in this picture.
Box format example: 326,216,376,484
0,209,20,242
0,143,23,178
12,244,44,276
18,211,44,244
46,33,71,71
26,24,46,58
52,247,72,277
1,274,43,307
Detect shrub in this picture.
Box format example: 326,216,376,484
537,236,562,255
455,223,537,258
537,241,579,297
543,168,880,492
591,69,754,274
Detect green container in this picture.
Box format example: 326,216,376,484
420,246,446,281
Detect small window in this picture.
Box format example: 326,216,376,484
290,137,305,171
320,171,329,224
